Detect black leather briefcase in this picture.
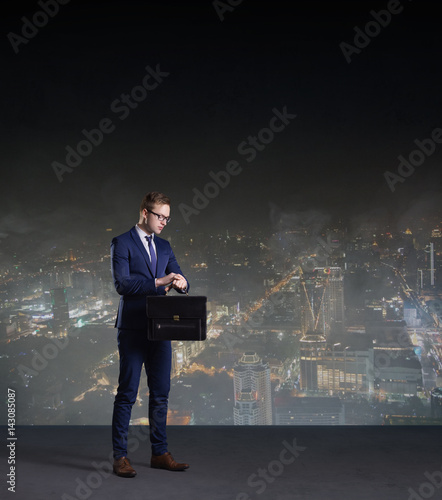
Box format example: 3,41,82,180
146,295,207,341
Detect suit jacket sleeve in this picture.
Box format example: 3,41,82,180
111,236,157,295
165,246,190,294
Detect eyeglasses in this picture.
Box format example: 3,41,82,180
147,209,171,223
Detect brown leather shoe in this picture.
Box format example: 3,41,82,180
151,452,189,471
113,456,137,477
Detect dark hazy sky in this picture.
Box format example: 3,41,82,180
1,0,442,249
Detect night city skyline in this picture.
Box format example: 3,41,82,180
1,0,442,430
1,212,442,426
4,5,442,500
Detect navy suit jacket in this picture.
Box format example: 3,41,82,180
111,226,189,330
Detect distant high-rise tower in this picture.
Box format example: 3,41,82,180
233,392,259,425
49,288,69,338
299,331,327,391
233,352,272,425
321,267,345,334
300,272,321,334
300,267,344,337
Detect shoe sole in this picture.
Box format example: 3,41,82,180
150,464,189,471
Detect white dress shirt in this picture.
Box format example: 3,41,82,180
135,224,158,287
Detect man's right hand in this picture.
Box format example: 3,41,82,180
156,273,187,291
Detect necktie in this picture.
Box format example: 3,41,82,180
146,236,157,276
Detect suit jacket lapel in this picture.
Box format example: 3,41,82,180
155,237,167,275
130,226,155,278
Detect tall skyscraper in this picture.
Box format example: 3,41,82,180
300,267,344,337
321,267,345,333
48,288,69,338
233,392,259,425
299,330,327,391
233,352,272,425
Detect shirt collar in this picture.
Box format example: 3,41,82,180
135,224,154,240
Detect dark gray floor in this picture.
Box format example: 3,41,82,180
1,425,441,500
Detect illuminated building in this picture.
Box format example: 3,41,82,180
300,267,344,337
233,352,272,425
68,248,76,261
403,302,422,328
366,320,422,396
172,342,186,376
299,330,326,391
274,396,344,425
301,329,374,395
316,344,373,395
48,288,69,338
233,391,259,425
171,340,205,377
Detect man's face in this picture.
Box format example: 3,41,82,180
143,203,170,235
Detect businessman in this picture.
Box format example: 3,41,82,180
111,191,189,477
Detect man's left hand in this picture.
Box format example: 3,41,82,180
172,275,187,291
165,274,187,292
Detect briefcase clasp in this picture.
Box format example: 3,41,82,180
173,315,180,321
